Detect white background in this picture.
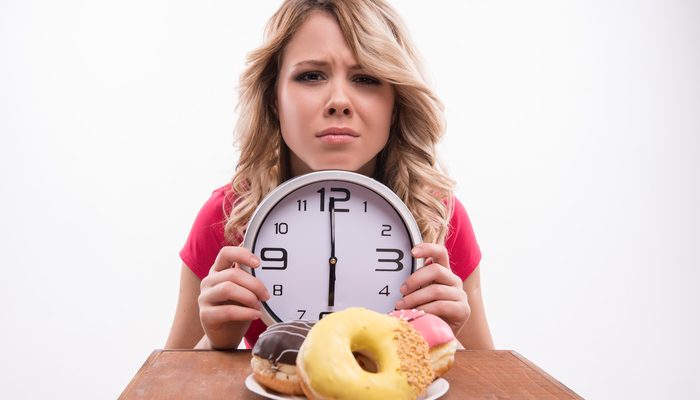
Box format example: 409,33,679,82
1,0,698,398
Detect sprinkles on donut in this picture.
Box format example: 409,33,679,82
389,309,459,378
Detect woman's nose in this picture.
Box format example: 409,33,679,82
324,81,353,117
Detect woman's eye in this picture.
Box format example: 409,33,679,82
296,72,324,82
354,75,380,85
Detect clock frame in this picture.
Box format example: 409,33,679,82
241,170,424,325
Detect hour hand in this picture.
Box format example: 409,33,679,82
328,256,336,307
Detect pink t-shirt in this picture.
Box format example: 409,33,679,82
180,185,481,347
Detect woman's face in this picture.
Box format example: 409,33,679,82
276,11,395,177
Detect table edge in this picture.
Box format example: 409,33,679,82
509,350,583,399
118,350,162,400
120,349,583,399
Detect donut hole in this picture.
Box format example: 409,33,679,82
353,351,378,373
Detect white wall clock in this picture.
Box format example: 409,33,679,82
241,170,423,325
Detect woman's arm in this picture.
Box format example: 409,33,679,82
456,265,495,349
165,264,205,349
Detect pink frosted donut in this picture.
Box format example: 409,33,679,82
389,309,459,378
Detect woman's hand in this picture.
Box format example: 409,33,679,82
198,246,269,349
396,243,471,335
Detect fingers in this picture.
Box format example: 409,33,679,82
204,281,264,310
397,283,471,333
202,246,269,306
398,243,471,332
410,300,471,328
401,263,462,295
199,246,270,330
210,246,261,273
405,242,456,294
199,267,268,331
200,304,262,328
400,243,461,308
412,243,449,270
202,267,270,302
397,279,466,310
198,246,269,345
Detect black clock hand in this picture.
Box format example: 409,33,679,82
328,198,337,307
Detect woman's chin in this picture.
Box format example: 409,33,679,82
293,159,377,177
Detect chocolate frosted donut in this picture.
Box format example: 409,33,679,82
250,321,314,395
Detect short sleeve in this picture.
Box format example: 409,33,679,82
179,185,263,348
445,197,482,281
179,187,230,280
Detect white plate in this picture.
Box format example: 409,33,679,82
245,374,449,400
244,374,305,400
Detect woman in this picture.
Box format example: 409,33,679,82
166,0,494,351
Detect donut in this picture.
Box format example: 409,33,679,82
250,320,314,395
389,309,459,378
296,307,432,400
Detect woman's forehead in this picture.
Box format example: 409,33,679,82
280,11,358,69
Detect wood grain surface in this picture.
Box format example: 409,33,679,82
120,350,582,399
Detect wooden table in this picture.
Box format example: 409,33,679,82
120,350,582,399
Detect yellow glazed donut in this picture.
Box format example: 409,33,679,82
296,307,433,400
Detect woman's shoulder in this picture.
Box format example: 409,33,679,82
445,194,481,280
186,183,239,244
212,183,236,202
449,195,467,222
200,183,238,214
179,183,236,279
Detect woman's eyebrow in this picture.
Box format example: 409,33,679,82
292,59,362,70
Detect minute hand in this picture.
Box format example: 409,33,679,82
328,198,337,307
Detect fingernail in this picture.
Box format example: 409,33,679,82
396,300,405,309
400,284,407,295
250,255,260,267
411,247,421,257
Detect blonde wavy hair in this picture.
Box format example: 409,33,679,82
225,0,455,245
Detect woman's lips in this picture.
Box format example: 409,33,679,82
317,134,358,144
316,127,359,144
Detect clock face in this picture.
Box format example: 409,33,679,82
242,171,422,325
